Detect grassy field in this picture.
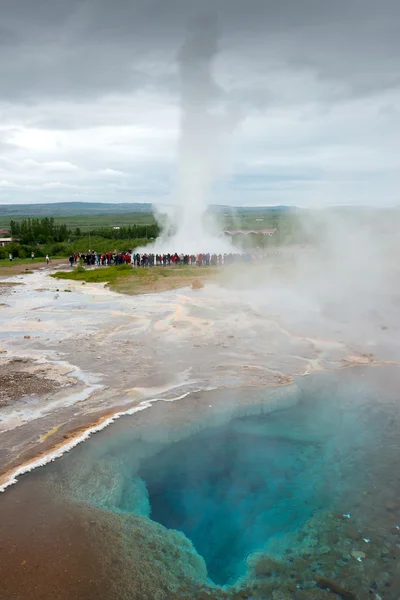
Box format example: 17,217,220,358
2,204,400,242
0,257,66,278
0,206,302,239
0,257,53,266
52,265,217,295
0,213,157,231
0,210,283,232
0,202,316,251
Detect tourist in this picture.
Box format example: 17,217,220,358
46,255,50,265
67,249,270,269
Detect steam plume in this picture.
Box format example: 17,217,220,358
151,16,237,253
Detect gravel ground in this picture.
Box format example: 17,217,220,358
0,358,60,407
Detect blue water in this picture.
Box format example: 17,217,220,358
51,368,400,589
139,419,328,585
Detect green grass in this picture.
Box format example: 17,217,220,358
51,265,217,294
51,236,150,254
0,213,156,231
0,256,63,266
51,264,134,284
0,208,297,239
0,207,284,231
0,206,311,250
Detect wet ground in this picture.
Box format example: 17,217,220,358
1,258,399,489
0,255,400,598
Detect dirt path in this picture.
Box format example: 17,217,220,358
0,258,67,279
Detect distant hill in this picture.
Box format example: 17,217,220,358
1,202,397,220
0,202,300,218
0,202,154,217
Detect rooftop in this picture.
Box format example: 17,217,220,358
223,229,276,236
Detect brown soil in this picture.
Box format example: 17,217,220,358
0,258,66,278
192,279,205,290
0,359,60,407
111,272,216,296
0,480,120,600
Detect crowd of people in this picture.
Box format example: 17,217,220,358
69,250,269,268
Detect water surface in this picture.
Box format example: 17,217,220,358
1,367,400,599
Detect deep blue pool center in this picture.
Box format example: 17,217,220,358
138,413,334,586
136,382,378,587
64,373,396,588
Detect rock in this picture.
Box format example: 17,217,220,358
192,280,204,290
316,576,357,599
386,501,400,512
344,527,359,541
295,591,338,599
251,554,284,578
350,550,366,560
375,570,392,588
272,591,292,600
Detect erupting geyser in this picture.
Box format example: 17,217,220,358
147,16,239,254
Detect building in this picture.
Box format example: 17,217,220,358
222,229,276,237
0,229,13,246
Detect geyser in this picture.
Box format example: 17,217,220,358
147,16,238,254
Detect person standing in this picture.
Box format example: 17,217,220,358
31,251,35,260
45,255,50,265
8,252,12,261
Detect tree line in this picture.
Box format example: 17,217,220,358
76,225,160,240
10,218,69,244
10,218,160,245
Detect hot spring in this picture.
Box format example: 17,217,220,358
2,368,400,598
138,413,334,586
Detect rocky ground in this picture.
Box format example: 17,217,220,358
0,357,61,407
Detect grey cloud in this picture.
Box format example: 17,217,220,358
1,0,400,207
0,0,399,103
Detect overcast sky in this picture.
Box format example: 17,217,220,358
0,0,399,207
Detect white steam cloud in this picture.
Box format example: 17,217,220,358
150,16,239,253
